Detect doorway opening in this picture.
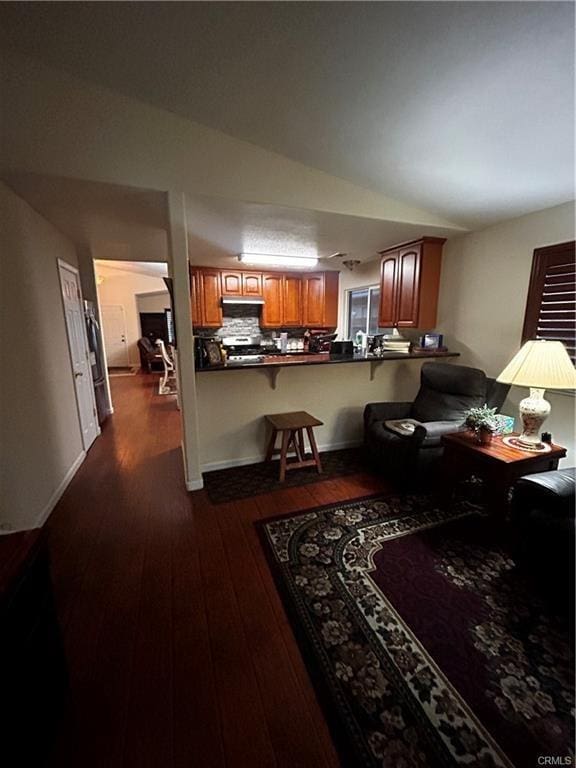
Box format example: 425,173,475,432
95,260,170,381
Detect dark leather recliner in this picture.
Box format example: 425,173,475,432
364,362,510,482
137,337,162,373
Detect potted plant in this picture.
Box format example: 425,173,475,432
464,405,499,445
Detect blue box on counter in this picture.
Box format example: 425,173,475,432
493,414,515,435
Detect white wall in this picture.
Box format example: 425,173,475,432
137,291,170,314
438,201,575,462
96,270,168,365
197,358,427,471
0,183,84,531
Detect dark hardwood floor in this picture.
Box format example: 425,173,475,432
46,373,389,768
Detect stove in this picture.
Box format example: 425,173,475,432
221,335,265,363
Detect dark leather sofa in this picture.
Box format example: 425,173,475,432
511,467,575,596
364,362,510,483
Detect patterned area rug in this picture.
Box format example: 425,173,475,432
259,495,574,767
203,447,365,504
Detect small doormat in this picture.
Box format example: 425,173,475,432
203,447,365,504
258,495,574,767
108,366,139,377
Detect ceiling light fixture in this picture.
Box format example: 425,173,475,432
238,253,318,269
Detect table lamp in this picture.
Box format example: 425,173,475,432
497,340,576,450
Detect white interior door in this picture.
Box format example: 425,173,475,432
101,305,130,367
58,260,100,452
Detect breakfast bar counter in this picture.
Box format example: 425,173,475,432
194,349,460,472
196,350,459,373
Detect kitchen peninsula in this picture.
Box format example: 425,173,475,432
194,351,459,472
196,349,458,374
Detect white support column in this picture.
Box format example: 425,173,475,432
166,190,203,491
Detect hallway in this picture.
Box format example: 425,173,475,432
47,373,387,767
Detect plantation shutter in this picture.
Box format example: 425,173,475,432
522,241,576,364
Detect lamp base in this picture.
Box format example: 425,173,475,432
516,388,551,446
502,435,551,453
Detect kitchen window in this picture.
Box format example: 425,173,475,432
347,286,381,338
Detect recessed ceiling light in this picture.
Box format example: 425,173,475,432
238,253,318,269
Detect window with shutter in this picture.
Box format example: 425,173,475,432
522,241,576,364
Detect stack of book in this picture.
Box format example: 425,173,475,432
381,333,411,353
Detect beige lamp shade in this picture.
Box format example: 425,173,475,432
497,340,576,389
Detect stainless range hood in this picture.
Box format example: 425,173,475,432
221,297,265,305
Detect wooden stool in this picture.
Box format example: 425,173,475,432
264,411,323,482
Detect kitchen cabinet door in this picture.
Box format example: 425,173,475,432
190,268,203,327
396,245,421,327
200,269,223,327
322,271,339,328
302,273,325,327
283,275,302,326
378,252,399,327
242,272,263,297
221,271,243,296
261,273,284,327
378,237,445,329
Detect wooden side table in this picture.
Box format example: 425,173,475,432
441,431,566,513
264,411,323,482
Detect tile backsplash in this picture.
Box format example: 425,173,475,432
195,306,305,339
217,305,261,337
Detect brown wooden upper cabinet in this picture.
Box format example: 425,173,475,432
220,270,263,298
282,274,302,326
191,266,339,329
190,268,203,327
189,267,223,328
261,273,284,327
378,237,446,329
261,271,339,328
302,271,339,328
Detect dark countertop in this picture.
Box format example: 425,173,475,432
196,350,459,372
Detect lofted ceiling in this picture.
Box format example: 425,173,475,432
1,2,574,228
185,193,459,268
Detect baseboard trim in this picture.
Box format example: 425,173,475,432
34,450,87,529
186,478,205,491
201,439,362,474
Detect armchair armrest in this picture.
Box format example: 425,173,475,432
364,402,412,428
413,420,465,448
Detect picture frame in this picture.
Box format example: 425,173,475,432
205,340,224,366
420,333,443,349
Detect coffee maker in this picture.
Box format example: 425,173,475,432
307,330,337,353
194,336,224,368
